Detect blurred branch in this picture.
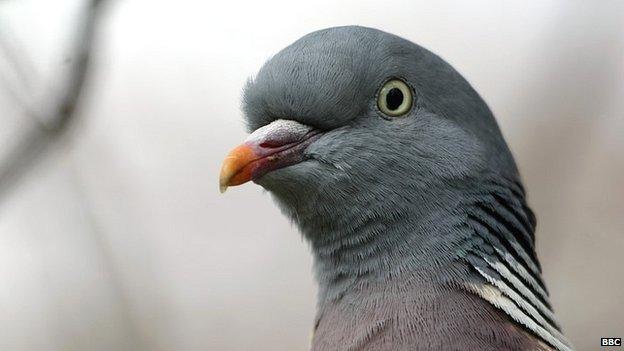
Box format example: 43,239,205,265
0,20,45,128
0,22,37,92
1,4,149,349
0,0,107,205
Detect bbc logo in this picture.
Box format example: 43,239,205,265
601,337,622,347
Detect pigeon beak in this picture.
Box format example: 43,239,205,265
219,119,322,193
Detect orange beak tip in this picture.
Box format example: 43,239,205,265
219,144,255,193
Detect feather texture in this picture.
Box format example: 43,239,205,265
459,178,572,351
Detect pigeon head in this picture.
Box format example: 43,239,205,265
220,26,517,237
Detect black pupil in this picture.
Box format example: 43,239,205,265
386,88,404,110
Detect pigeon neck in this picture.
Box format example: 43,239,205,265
304,185,468,300
303,175,536,306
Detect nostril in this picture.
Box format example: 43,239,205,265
259,140,286,148
257,130,321,149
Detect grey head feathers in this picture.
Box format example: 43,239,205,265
240,26,572,350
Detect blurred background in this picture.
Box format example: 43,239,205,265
0,0,622,350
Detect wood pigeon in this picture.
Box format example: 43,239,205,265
219,26,572,351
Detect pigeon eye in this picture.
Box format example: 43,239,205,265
377,79,413,117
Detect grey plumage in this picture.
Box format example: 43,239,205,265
238,26,572,350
